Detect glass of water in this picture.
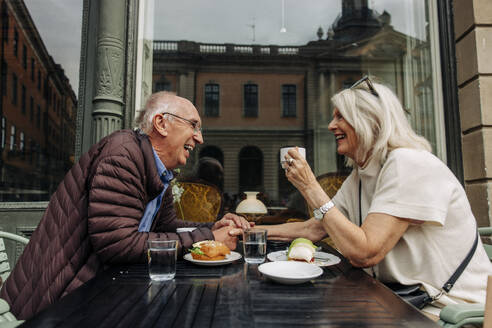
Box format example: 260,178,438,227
147,239,178,281
243,229,267,264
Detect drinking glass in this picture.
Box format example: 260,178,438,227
243,229,267,264
147,239,178,281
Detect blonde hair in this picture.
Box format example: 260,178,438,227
134,91,179,134
331,81,431,167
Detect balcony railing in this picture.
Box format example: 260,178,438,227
153,41,300,56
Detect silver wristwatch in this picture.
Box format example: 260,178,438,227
313,200,335,220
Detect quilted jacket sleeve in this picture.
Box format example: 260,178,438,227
86,140,214,264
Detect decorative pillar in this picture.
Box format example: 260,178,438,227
91,0,126,144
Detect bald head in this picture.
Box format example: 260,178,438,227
135,91,196,134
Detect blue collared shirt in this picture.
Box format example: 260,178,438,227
138,148,174,232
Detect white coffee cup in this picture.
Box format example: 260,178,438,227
280,146,306,169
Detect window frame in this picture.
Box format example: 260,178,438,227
243,83,259,118
204,83,220,117
281,84,297,118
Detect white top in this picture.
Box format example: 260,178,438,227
332,148,492,309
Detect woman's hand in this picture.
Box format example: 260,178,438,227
284,148,318,193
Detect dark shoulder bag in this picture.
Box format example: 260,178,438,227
359,180,479,309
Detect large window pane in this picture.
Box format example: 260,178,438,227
0,0,81,201
147,0,445,217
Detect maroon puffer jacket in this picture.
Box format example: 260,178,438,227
0,130,214,320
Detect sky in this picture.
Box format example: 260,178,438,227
21,0,427,98
152,0,427,45
24,0,83,95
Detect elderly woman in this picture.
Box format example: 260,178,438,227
264,76,492,316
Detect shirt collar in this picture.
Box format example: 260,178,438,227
152,148,174,183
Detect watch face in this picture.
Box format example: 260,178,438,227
313,209,322,220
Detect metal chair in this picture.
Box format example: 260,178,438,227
0,298,23,327
0,232,28,328
0,232,29,285
437,227,492,327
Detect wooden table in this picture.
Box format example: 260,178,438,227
21,241,439,328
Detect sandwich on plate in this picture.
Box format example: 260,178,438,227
287,238,317,263
190,240,231,261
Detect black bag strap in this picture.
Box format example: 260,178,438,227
441,230,479,293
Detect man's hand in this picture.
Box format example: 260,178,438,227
212,213,254,231
212,225,242,250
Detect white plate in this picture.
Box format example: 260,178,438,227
183,251,242,266
258,261,323,285
266,250,341,267
176,227,197,233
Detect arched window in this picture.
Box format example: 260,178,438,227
199,146,224,166
239,146,262,191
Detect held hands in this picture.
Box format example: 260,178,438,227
211,213,254,250
212,225,242,250
212,213,254,231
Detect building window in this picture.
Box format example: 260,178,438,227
1,5,8,43
37,105,41,128
12,73,17,105
239,146,263,191
37,70,41,90
22,45,27,69
10,125,15,151
20,132,24,153
21,85,26,114
155,81,171,91
243,84,258,117
1,60,6,96
204,83,220,117
1,117,5,149
31,58,35,80
13,28,18,57
282,84,296,117
30,96,34,121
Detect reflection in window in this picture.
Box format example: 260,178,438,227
13,28,18,57
204,84,219,117
0,1,81,201
30,96,33,121
1,60,6,95
20,132,24,153
1,117,5,149
150,0,445,211
243,84,258,117
282,85,296,117
22,45,27,69
11,73,17,105
31,58,35,80
21,85,26,114
10,125,15,151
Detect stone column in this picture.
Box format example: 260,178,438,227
454,0,492,226
91,0,126,144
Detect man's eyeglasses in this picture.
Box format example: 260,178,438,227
161,112,202,134
350,75,379,98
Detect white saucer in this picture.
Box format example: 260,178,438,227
258,261,323,285
266,250,341,267
176,227,197,233
183,251,242,266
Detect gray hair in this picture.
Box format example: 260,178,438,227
134,91,179,134
331,81,431,167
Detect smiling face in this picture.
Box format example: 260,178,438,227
328,108,359,161
149,96,204,169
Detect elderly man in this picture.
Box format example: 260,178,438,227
1,92,251,320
